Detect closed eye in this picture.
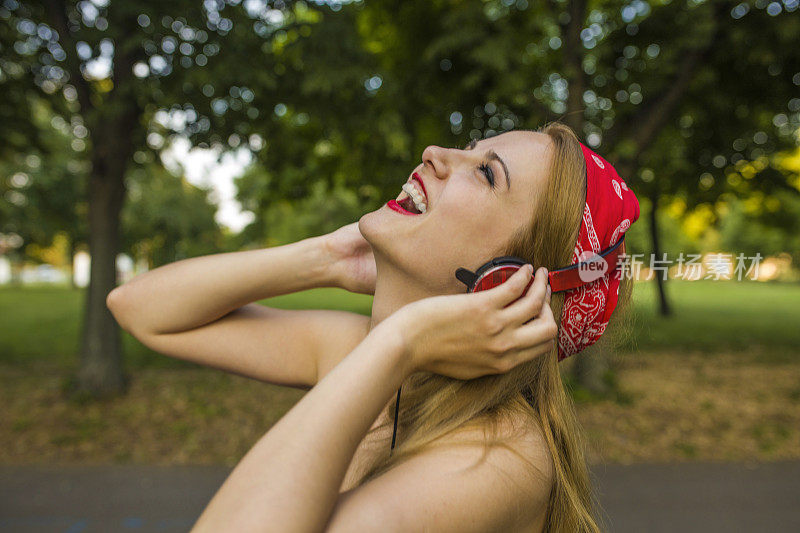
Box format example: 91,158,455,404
479,163,495,188
462,139,497,190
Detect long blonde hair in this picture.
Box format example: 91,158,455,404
355,122,633,532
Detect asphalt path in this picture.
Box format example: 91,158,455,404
1,461,798,532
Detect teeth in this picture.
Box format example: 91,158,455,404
401,182,427,213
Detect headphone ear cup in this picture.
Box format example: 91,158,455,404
472,264,522,292
456,256,530,292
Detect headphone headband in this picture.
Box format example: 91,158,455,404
454,235,626,293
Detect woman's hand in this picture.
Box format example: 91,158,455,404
322,222,377,295
392,265,556,380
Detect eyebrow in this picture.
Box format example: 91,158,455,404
463,138,511,190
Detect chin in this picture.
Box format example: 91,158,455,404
358,207,409,265
358,207,393,258
358,208,457,294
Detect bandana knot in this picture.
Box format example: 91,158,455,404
557,143,640,361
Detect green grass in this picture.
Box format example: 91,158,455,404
627,279,800,355
0,279,798,369
0,285,372,369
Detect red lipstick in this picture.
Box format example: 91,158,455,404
386,199,418,215
412,172,427,199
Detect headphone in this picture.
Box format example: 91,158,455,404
389,237,628,453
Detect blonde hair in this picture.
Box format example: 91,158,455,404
354,121,634,532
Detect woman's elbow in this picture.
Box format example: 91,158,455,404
106,286,139,334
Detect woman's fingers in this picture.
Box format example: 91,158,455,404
499,266,549,325
480,263,535,308
506,292,558,355
497,338,554,374
463,263,558,375
488,289,557,373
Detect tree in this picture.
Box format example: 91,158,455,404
545,0,799,390
2,0,357,394
233,0,799,392
4,0,797,396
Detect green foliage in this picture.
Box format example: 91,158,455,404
3,0,798,253
121,163,224,267
1,0,798,282
0,99,87,259
253,179,371,246
597,0,800,205
622,197,703,258
718,189,800,266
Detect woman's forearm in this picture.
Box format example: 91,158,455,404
109,235,337,335
191,316,410,533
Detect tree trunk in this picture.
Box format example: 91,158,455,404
571,340,609,395
68,234,78,290
43,0,141,396
9,254,22,286
561,0,587,135
649,192,672,316
75,162,128,395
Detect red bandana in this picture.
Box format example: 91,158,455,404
556,143,641,361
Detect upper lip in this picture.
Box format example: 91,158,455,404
409,172,428,203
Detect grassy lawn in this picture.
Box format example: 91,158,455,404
627,279,800,355
1,279,798,465
574,347,800,463
1,279,798,368
2,349,797,465
0,285,374,369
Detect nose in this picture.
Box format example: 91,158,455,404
421,145,453,180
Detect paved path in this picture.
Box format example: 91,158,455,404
1,461,798,532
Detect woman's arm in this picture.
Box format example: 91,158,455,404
190,314,409,532
107,235,335,336
106,227,375,388
191,266,555,532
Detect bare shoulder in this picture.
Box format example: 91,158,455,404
326,411,554,532
444,412,555,517
480,411,555,488
433,411,554,487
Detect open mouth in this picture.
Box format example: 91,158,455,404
386,173,428,216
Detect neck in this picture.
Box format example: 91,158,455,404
366,257,463,437
367,255,451,332
368,268,426,333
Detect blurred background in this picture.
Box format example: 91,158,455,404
1,0,799,531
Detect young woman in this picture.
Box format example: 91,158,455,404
107,121,640,532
